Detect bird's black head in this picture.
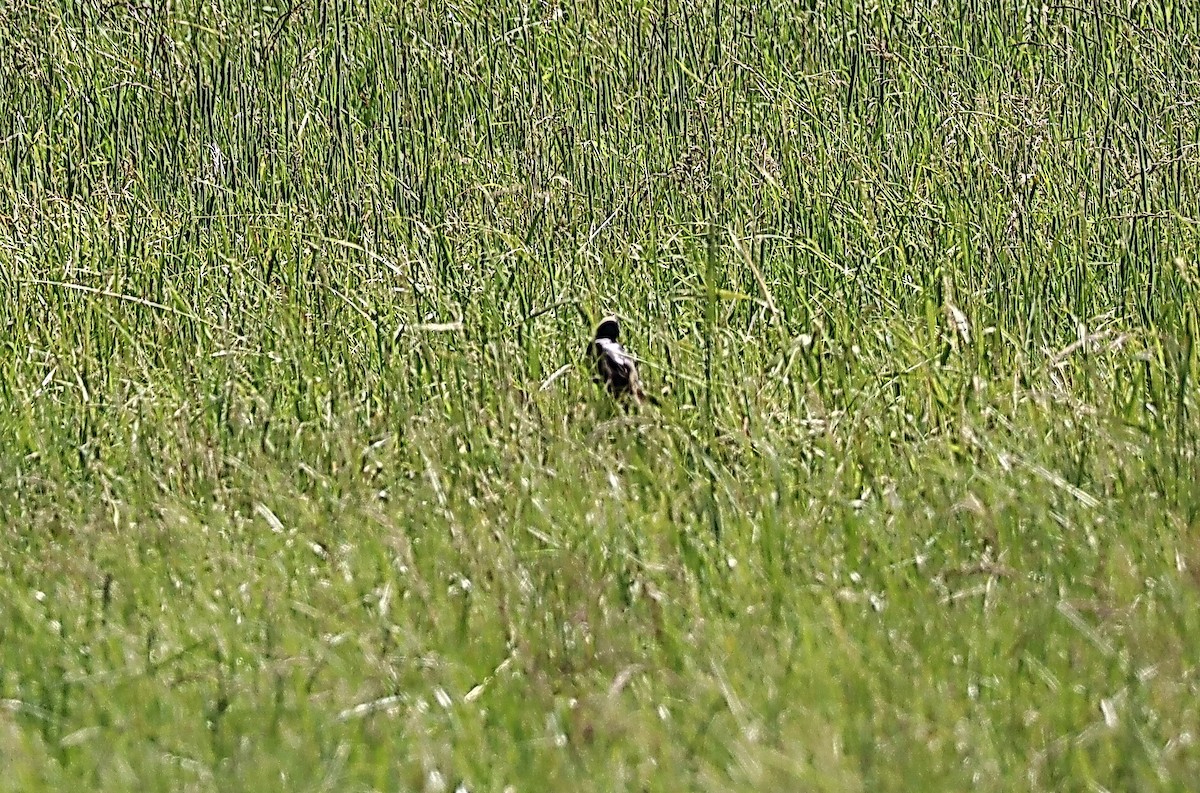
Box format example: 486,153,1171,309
594,316,621,342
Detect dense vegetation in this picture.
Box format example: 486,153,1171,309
2,0,1199,789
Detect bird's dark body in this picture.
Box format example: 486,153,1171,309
590,316,646,403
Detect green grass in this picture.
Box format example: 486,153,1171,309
2,0,1200,789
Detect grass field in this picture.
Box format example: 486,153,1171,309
2,0,1200,789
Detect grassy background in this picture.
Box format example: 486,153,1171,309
2,0,1200,789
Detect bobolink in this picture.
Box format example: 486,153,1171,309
589,315,647,404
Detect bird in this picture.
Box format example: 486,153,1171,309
589,315,648,404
